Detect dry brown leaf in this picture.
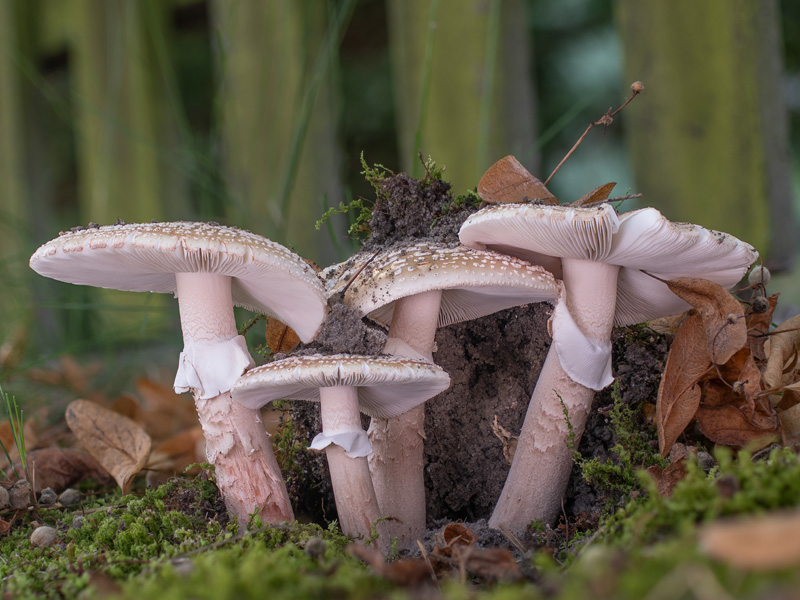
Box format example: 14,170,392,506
779,402,800,446
763,314,800,389
477,155,557,205
647,312,690,336
695,390,778,450
646,443,690,496
746,294,778,362
348,544,433,587
65,399,151,493
656,315,711,456
145,426,204,487
454,546,522,582
8,447,113,492
490,416,517,465
265,319,301,355
571,182,616,207
433,523,477,558
701,511,800,570
135,378,198,440
0,518,10,535
110,394,143,422
0,420,39,471
664,278,746,364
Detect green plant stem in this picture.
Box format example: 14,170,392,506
412,0,440,178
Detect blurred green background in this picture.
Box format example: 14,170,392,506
1,0,798,389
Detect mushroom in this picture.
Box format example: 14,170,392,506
459,203,758,533
231,353,450,554
29,222,328,527
327,241,561,548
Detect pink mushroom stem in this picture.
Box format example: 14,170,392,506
490,259,619,532
368,289,442,549
319,386,388,552
175,272,294,527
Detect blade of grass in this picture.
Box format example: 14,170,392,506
412,0,441,178
477,0,501,176
276,0,358,238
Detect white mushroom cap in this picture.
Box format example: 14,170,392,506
29,222,327,342
232,353,451,419
324,242,561,329
459,204,758,326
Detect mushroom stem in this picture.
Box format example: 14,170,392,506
369,289,442,550
490,259,619,533
319,386,388,553
174,272,294,528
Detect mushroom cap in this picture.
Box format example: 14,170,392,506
459,204,758,326
29,222,327,342
323,242,561,329
232,353,451,418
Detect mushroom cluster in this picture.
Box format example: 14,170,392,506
28,157,758,554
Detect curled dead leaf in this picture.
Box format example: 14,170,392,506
265,319,301,355
8,448,112,492
145,426,204,488
763,314,800,390
746,294,778,362
65,399,152,493
490,416,517,465
348,544,433,587
701,511,800,570
656,315,711,456
478,155,557,205
571,182,616,207
664,277,746,364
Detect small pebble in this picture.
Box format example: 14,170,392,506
171,557,194,577
58,488,82,506
697,451,715,472
305,537,326,560
38,488,57,506
9,480,31,509
0,487,9,509
30,526,57,548
72,516,85,530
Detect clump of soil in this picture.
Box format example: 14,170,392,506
285,302,386,358
425,303,552,521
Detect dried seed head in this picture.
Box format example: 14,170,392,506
748,265,771,287
631,81,645,93
751,295,770,314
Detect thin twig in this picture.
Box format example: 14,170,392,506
416,539,438,585
545,83,643,186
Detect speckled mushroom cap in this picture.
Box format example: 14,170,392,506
232,353,451,419
459,204,758,326
29,222,327,342
323,242,561,329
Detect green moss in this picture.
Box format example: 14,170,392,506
572,382,666,504
601,446,800,549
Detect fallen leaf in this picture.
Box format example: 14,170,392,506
145,426,204,487
135,378,198,440
656,315,711,456
0,518,10,535
7,448,112,492
763,314,800,389
779,402,800,446
647,312,690,336
701,511,800,570
65,400,152,493
454,546,522,582
695,389,778,450
571,182,616,207
490,416,517,465
646,443,691,496
348,544,433,587
434,523,477,557
746,294,778,362
265,319,301,355
477,155,557,205
664,278,746,364
110,394,143,422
